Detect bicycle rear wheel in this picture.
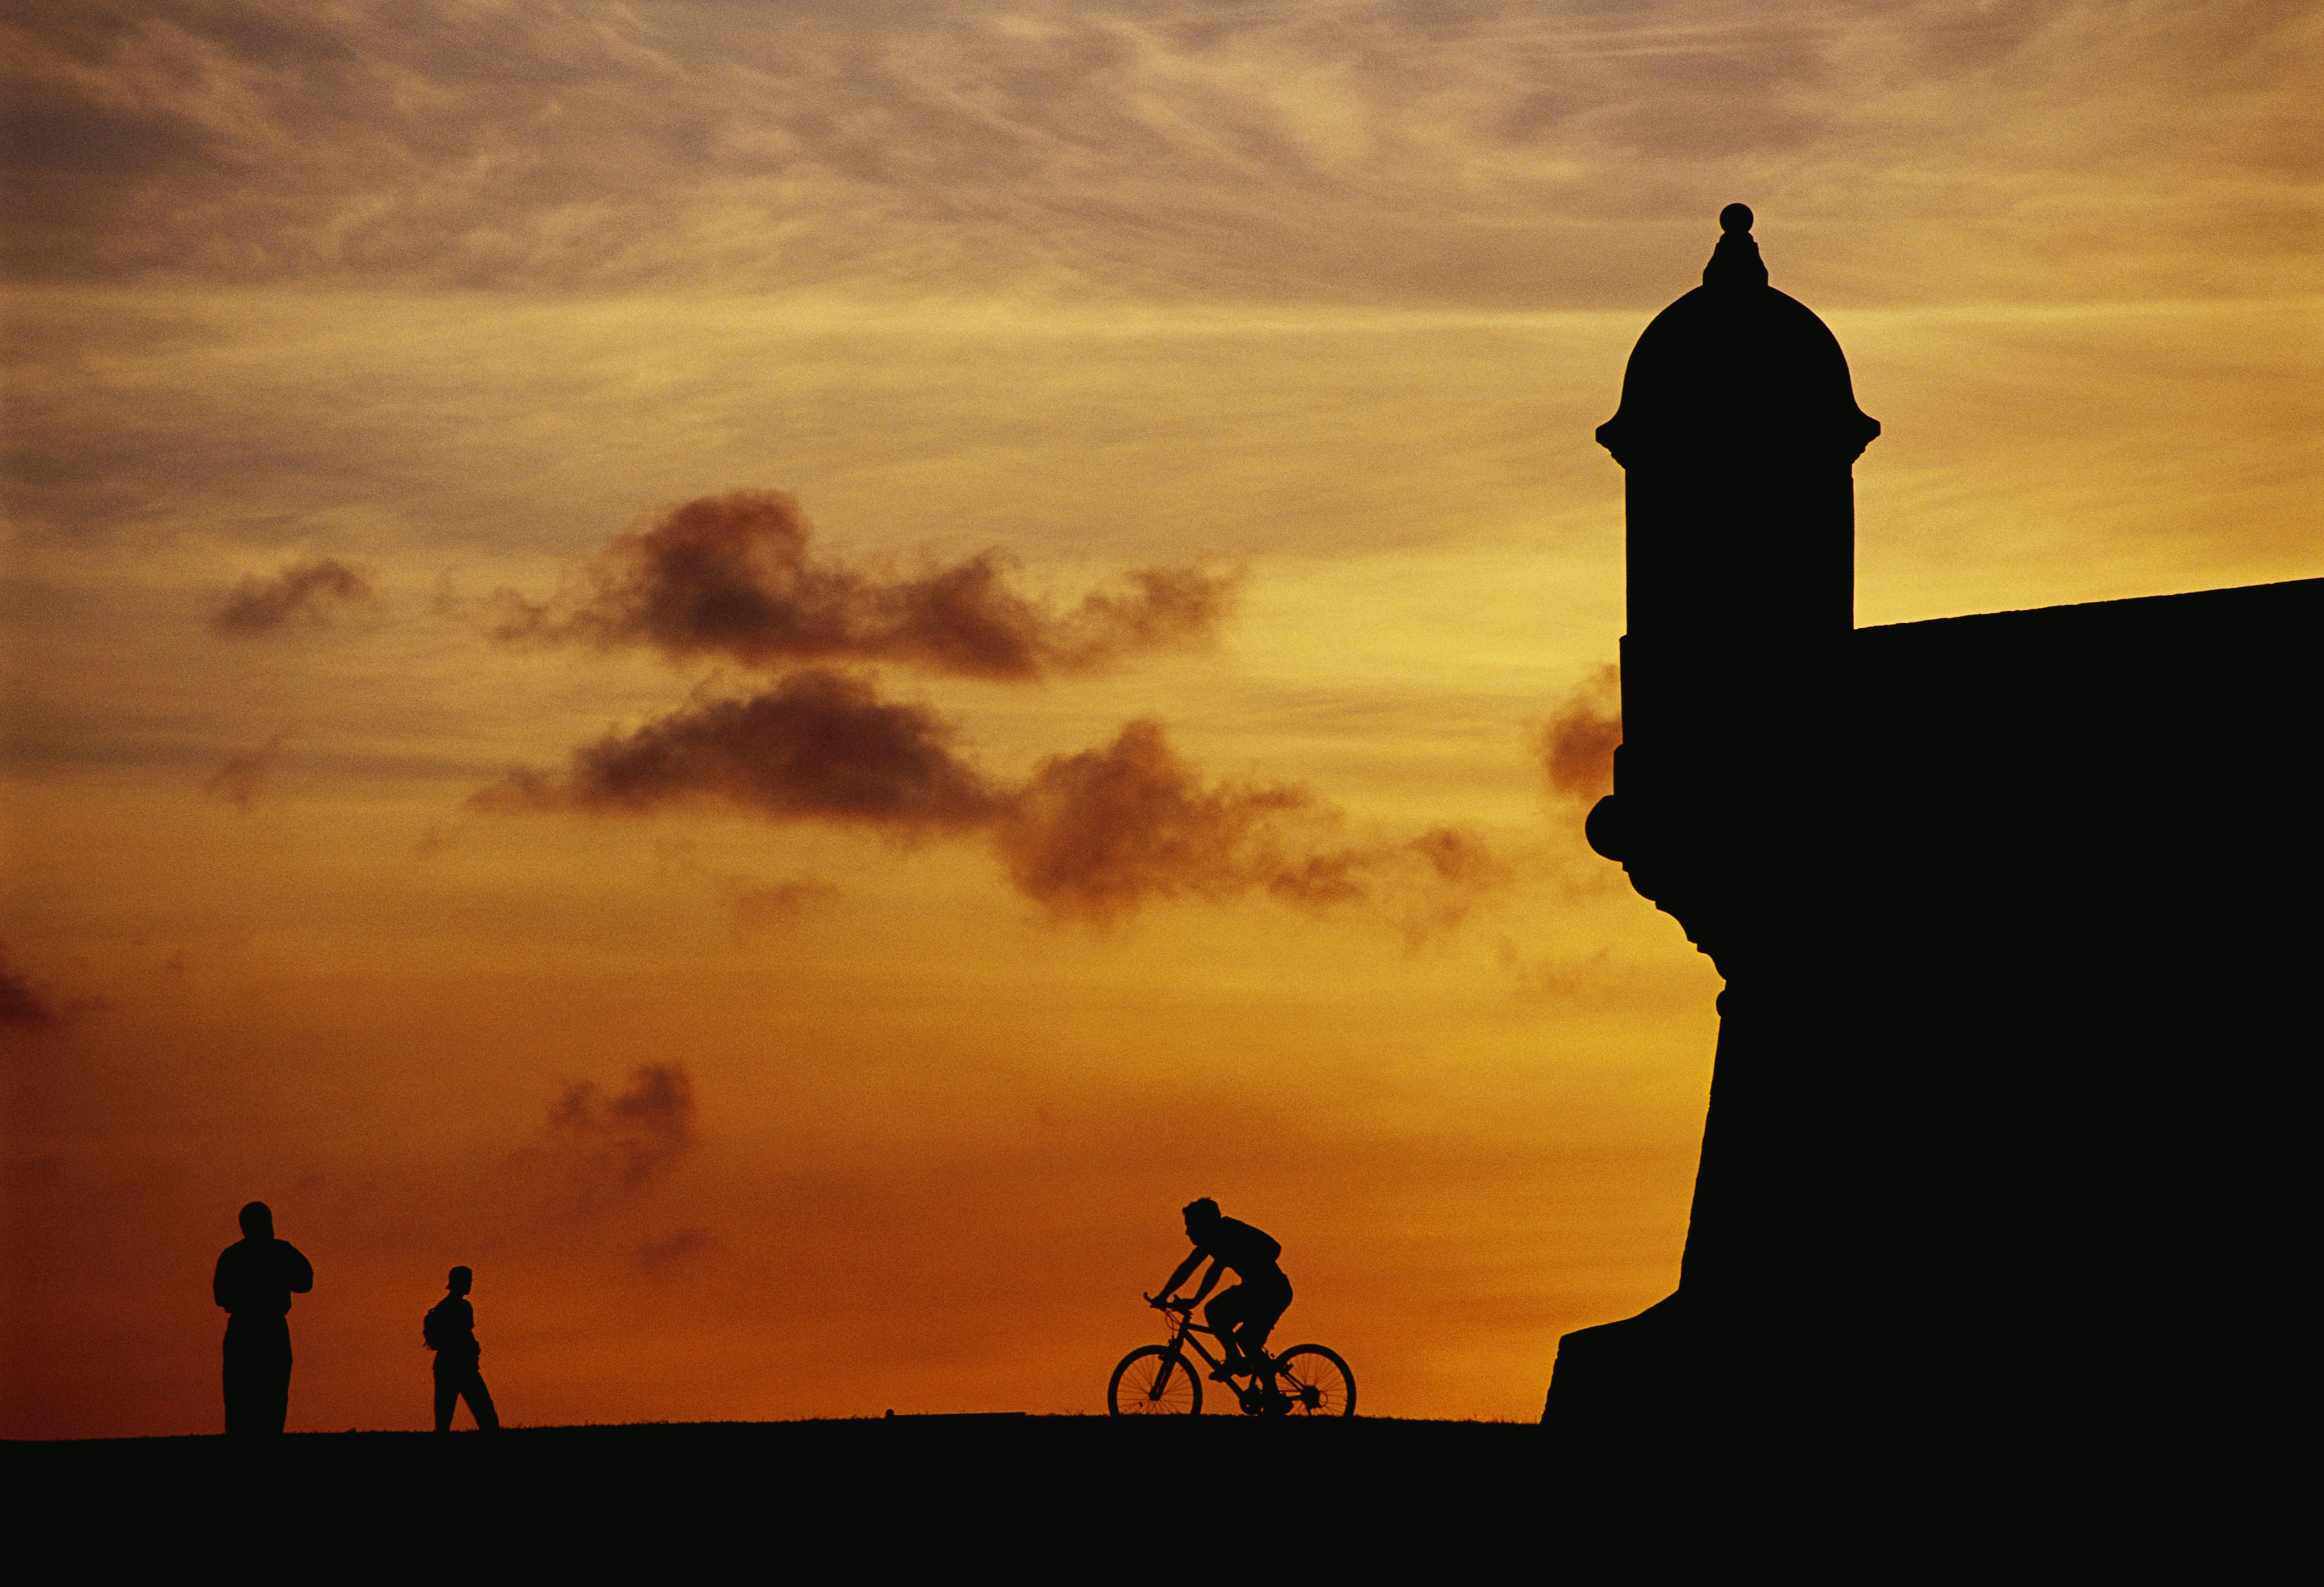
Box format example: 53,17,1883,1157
1272,1345,1356,1416
1108,1345,1202,1416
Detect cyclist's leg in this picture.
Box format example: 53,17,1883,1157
1204,1286,1252,1372
1244,1273,1293,1373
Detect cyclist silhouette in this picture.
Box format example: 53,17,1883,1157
1156,1198,1292,1380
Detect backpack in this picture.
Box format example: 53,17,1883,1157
422,1299,451,1351
1220,1217,1281,1269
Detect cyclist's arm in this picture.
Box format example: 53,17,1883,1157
1159,1248,1205,1300
1186,1257,1226,1305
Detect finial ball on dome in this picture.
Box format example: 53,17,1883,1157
1720,203,1754,235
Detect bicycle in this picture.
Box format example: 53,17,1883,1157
1107,1294,1356,1416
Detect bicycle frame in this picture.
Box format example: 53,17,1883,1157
1149,1304,1306,1418
1157,1309,1269,1379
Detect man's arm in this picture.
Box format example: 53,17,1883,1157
1186,1257,1225,1306
282,1242,314,1294
212,1249,234,1312
1159,1248,1206,1299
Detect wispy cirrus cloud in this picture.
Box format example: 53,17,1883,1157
5,2,2311,305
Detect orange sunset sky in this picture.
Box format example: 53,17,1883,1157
3,2,2317,1437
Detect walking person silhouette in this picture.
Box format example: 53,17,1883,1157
1156,1198,1292,1381
211,1201,313,1435
424,1266,500,1432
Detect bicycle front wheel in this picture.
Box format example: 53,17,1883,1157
1108,1345,1202,1416
1272,1345,1356,1416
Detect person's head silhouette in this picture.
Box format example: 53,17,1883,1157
1183,1197,1221,1240
239,1201,274,1239
446,1266,473,1295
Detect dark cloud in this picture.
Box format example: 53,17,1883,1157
1499,941,1616,1005
0,945,100,1034
502,491,1233,680
480,682,1504,932
471,669,1004,830
999,724,1507,934
1538,664,1621,802
204,729,294,813
727,876,842,932
634,1226,716,1274
210,558,372,636
541,1064,697,1219
1388,826,1515,945
1,943,58,1029
995,719,1309,919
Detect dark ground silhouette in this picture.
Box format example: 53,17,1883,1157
0,1419,1583,1564
8,1416,2228,1564
211,1202,313,1435
1553,205,2317,1469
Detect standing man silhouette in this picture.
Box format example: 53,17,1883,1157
211,1201,313,1435
1156,1198,1293,1381
424,1266,500,1432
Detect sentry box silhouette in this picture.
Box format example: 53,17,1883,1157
1550,207,2314,1473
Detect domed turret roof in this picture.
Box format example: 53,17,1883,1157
1596,206,1879,468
